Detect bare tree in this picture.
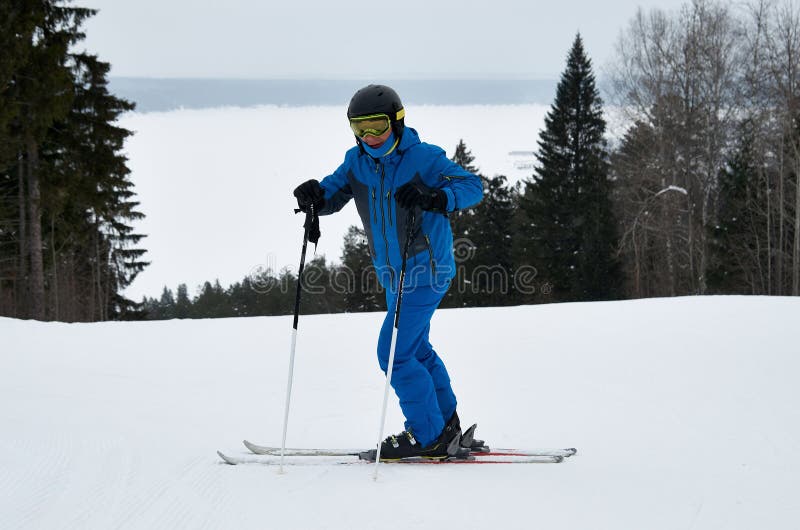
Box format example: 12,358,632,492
734,0,800,295
609,0,745,297
765,1,800,295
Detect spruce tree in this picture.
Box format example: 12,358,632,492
518,33,621,302
141,296,156,319
158,287,176,319
708,120,767,294
174,284,192,318
444,140,480,308
0,2,145,321
74,54,146,319
193,280,230,318
16,1,96,319
340,225,382,312
44,52,145,320
298,255,344,314
0,2,35,172
467,175,517,306
451,139,478,174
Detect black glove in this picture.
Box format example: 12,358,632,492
394,182,448,212
293,179,325,212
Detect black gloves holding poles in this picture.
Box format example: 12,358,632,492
294,179,447,213
293,179,325,213
394,182,447,213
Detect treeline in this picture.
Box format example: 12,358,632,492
0,1,146,321
2,0,797,321
145,0,800,320
143,260,353,320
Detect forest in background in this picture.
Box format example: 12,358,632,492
0,1,147,321
3,0,799,322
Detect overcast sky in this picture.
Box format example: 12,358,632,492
80,0,689,80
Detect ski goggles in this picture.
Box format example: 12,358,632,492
349,109,405,138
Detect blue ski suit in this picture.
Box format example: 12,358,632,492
318,127,483,446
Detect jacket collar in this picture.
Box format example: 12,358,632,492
395,127,421,154
360,127,421,162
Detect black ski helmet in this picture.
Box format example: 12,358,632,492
347,84,405,141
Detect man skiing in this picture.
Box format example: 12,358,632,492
293,84,483,460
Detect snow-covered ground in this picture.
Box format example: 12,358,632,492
2,296,799,529
119,104,549,300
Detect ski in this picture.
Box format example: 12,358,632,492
242,440,577,459
473,448,577,458
218,451,564,466
243,440,360,457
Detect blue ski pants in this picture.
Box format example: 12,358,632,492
377,283,457,447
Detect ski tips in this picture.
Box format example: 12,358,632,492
242,440,261,453
217,451,237,465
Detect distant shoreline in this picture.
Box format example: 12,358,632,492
109,78,559,113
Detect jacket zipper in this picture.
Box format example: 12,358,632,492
386,190,392,226
424,234,436,276
379,163,394,285
442,175,469,181
371,187,378,223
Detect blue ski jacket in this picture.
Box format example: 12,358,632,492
318,128,483,290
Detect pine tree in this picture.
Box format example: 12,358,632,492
43,52,146,320
451,139,478,174
444,140,480,308
0,2,145,321
158,287,176,319
518,33,622,302
15,1,96,319
608,121,663,298
297,255,343,314
340,225,383,312
467,175,517,306
0,2,35,172
73,54,146,319
193,280,230,318
174,284,192,318
141,296,159,319
708,120,769,294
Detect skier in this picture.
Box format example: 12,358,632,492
293,84,483,459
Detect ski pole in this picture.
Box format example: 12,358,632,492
280,204,318,474
373,209,417,480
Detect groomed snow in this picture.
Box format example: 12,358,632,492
2,296,799,529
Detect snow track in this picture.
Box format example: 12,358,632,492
2,297,800,529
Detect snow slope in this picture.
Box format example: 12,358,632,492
2,296,799,529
